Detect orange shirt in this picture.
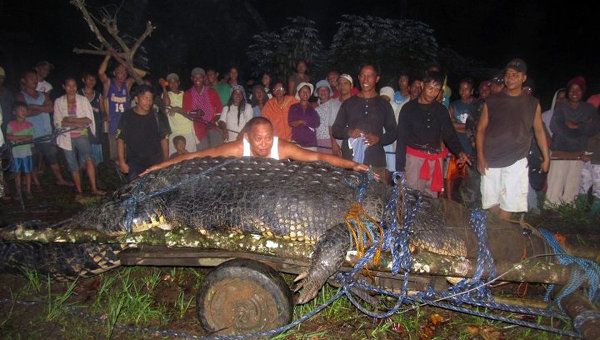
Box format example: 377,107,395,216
261,95,297,141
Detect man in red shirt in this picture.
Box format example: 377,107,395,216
183,67,224,151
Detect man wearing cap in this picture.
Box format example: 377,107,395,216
288,82,319,151
98,54,147,160
476,58,549,219
315,80,341,155
332,65,397,175
35,61,54,95
161,73,196,155
182,67,223,151
396,72,469,197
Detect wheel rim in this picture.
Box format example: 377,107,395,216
203,277,281,334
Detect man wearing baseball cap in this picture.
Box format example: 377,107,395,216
476,58,549,220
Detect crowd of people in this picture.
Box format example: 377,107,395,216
0,56,599,219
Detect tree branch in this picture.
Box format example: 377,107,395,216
73,48,127,57
71,0,153,85
131,21,155,57
70,0,114,52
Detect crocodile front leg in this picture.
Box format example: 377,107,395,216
294,223,351,304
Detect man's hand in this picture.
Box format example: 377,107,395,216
565,120,579,129
331,142,342,157
349,128,362,138
289,120,305,128
352,163,369,172
477,155,488,175
457,152,472,167
364,133,379,147
541,157,550,172
118,161,129,174
140,163,163,177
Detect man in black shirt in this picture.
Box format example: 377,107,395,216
116,85,169,181
331,65,397,172
396,72,470,197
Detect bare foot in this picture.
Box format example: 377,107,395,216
56,180,74,187
91,190,106,196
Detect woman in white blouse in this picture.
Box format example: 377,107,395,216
218,85,253,142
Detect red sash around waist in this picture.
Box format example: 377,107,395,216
406,146,449,192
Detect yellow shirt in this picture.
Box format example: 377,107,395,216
166,91,193,135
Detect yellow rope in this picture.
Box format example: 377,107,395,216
344,202,385,268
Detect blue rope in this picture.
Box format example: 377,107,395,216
116,165,596,338
120,158,239,233
539,228,600,309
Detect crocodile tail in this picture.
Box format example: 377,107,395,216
0,241,124,280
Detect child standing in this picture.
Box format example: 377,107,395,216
7,102,34,199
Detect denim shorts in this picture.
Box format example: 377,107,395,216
10,156,33,173
63,136,92,172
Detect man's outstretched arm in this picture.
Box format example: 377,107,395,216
140,141,243,176
279,139,368,172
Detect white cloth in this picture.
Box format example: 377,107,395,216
545,159,583,205
481,158,529,212
542,109,554,137
315,99,341,140
580,161,600,198
383,100,400,172
242,136,279,160
36,80,53,93
219,103,253,142
53,94,95,151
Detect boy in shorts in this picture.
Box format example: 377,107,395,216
7,102,34,199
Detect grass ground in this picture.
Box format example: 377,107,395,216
0,268,572,339
0,159,597,338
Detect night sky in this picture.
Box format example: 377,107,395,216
1,0,598,106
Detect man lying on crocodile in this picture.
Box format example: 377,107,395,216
142,116,370,175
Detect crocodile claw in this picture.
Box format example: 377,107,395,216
294,271,308,283
293,223,351,305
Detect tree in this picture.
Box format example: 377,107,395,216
328,15,438,84
71,0,155,85
247,17,323,82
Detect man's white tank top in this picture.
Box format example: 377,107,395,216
242,136,279,160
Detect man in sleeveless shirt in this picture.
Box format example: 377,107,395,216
476,59,549,220
98,54,147,160
141,117,369,176
15,70,72,187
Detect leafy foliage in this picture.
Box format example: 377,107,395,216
328,15,438,84
247,17,323,82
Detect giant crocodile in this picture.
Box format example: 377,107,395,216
0,157,591,304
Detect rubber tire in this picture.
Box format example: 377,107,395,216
196,258,293,335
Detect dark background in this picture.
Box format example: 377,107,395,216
1,0,598,107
